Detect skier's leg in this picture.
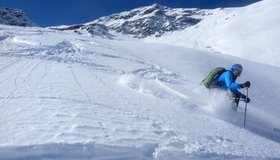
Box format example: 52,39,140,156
231,93,240,110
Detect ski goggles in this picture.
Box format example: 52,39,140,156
233,69,242,76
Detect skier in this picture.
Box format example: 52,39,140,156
205,64,251,108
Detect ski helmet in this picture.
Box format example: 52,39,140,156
231,64,243,76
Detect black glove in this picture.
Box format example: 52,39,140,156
244,96,250,103
241,81,251,88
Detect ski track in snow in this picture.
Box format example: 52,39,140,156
0,24,280,159
0,55,279,160
0,56,165,159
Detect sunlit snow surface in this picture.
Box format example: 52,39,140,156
0,1,280,159
146,0,280,67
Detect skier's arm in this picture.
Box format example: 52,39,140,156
230,88,245,98
224,72,245,98
224,72,241,89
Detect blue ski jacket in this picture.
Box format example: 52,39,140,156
217,68,245,98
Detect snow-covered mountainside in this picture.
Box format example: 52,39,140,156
57,4,211,38
0,7,35,27
146,0,280,67
0,0,280,159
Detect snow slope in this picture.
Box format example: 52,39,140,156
0,0,280,159
146,0,280,67
0,23,280,159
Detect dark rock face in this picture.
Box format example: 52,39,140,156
55,4,212,38
0,7,36,27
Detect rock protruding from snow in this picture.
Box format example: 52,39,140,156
57,4,212,38
0,7,36,27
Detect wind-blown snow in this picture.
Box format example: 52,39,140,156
0,0,280,159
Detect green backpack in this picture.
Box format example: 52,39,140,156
202,67,226,88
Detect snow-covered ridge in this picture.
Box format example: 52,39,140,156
146,0,280,67
56,4,212,38
0,7,36,27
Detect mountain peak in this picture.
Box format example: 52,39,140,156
59,4,210,38
139,3,167,17
0,7,36,27
150,3,164,9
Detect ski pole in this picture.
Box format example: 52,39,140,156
243,88,249,127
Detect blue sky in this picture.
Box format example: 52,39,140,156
0,0,260,27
